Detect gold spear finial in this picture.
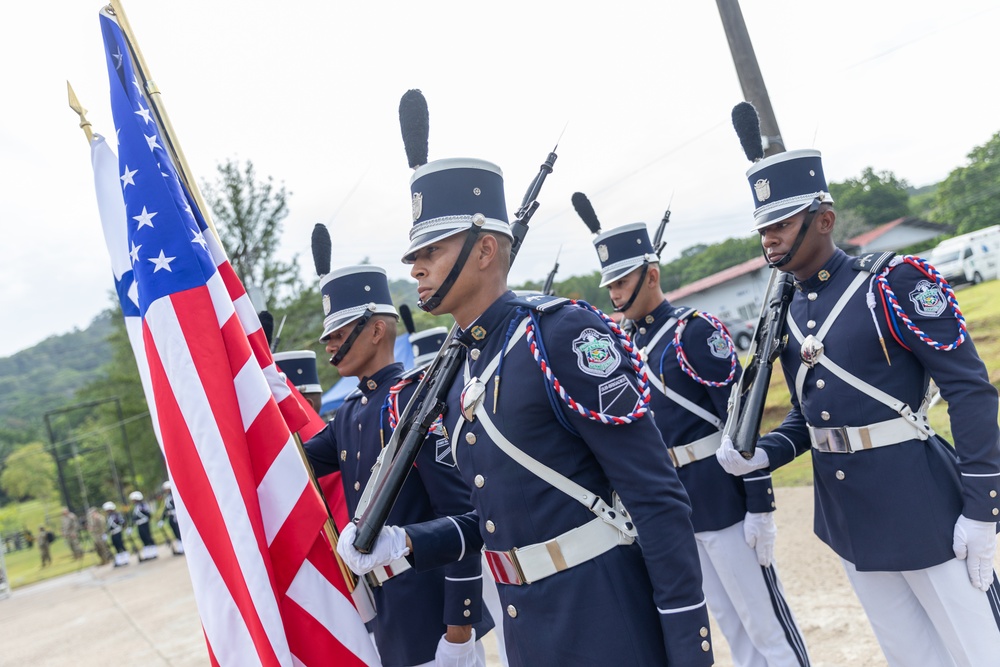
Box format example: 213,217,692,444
67,81,94,143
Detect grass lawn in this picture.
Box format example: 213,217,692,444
1,498,162,590
764,279,1000,487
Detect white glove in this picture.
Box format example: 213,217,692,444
435,630,481,667
125,527,133,536
743,511,777,567
952,515,998,592
336,522,409,576
157,520,164,528
716,435,769,476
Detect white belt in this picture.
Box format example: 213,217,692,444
809,414,931,454
370,556,412,585
669,431,723,468
484,515,627,586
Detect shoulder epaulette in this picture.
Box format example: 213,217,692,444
509,294,571,313
343,387,363,402
399,366,425,382
674,306,697,322
853,251,896,274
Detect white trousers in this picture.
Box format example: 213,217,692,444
697,522,811,667
842,557,1000,667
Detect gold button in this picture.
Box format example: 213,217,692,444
990,491,997,498
701,641,710,652
699,627,708,638
361,396,368,405
767,488,773,495
340,450,347,461
486,520,496,533
474,474,485,488
816,379,826,389
354,481,361,491
639,327,647,335
463,610,471,618
807,320,816,329
507,605,517,618
808,292,818,301
470,349,481,361
820,411,830,421
466,432,477,445
993,508,999,516
835,470,845,480
464,599,472,606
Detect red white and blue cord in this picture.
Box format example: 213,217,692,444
876,255,967,351
673,312,738,387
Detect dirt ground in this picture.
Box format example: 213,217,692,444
1,486,998,666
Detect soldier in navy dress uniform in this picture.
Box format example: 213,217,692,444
717,146,1000,666
159,481,184,555
584,209,810,667
129,491,158,561
273,350,324,414
301,263,493,667
409,326,450,368
338,155,715,666
103,501,129,567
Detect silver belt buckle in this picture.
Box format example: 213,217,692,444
814,427,852,453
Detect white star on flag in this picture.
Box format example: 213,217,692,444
190,229,208,251
149,249,176,273
135,104,152,124
112,47,123,69
129,240,141,265
145,134,161,152
133,206,157,229
121,165,138,188
131,76,143,94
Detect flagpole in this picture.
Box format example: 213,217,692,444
104,0,221,243
67,82,95,144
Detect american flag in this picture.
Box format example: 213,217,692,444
93,11,379,666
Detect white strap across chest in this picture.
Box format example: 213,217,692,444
787,271,934,437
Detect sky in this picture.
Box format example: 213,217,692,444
1,0,998,358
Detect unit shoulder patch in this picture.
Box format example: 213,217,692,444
908,279,947,317
598,375,639,415
707,330,731,358
573,328,621,378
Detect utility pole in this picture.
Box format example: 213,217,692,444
715,0,785,157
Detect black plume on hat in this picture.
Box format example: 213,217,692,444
572,192,602,234
732,102,764,163
311,223,332,277
258,310,274,346
399,304,416,334
399,89,430,169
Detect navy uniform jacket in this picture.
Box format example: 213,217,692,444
132,502,151,525
407,292,713,667
161,493,176,521
303,362,491,667
757,249,1000,571
107,512,126,535
634,300,773,532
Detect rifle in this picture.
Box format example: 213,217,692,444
542,247,561,296
722,270,795,458
353,145,558,553
652,195,673,258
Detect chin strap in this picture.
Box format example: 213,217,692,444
761,198,822,269
614,263,649,313
329,307,376,366
418,216,486,312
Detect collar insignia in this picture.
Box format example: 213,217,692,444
644,314,654,324
471,325,487,341
818,269,831,281
366,379,378,391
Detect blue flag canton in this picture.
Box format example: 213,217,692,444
100,14,217,317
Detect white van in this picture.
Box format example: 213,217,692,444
928,225,1000,285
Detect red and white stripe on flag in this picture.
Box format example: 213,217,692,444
90,131,378,666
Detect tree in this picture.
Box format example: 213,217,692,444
0,443,56,502
202,159,301,307
935,131,1000,234
829,167,910,227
